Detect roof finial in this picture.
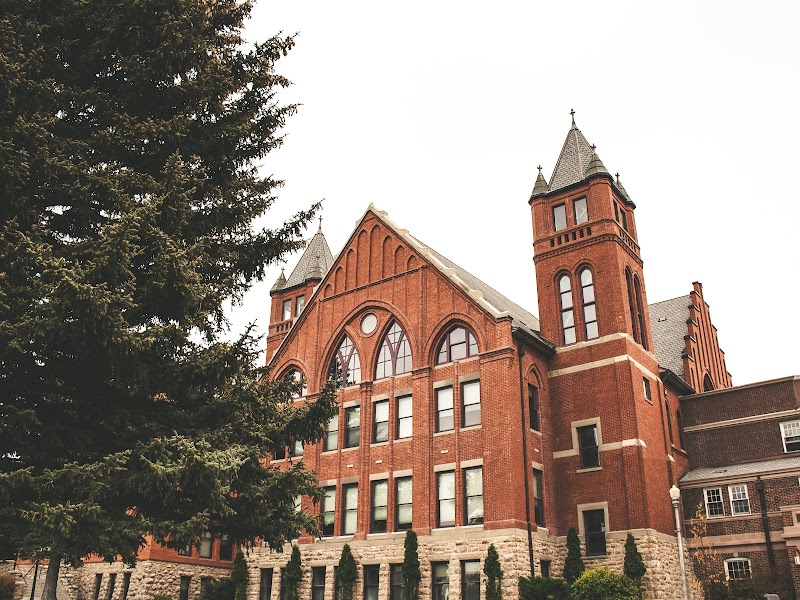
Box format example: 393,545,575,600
537,165,542,172
591,144,596,151
317,214,323,233
570,108,576,127
615,172,620,182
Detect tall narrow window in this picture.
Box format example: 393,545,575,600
625,268,639,343
390,565,404,600
179,577,190,600
199,532,213,558
312,568,326,600
577,425,600,468
553,204,567,231
643,378,652,402
461,561,480,600
574,197,588,224
373,400,389,443
665,398,674,445
677,410,686,448
219,534,233,560
345,406,360,448
329,335,361,388
583,509,606,555
121,574,131,600
533,468,545,527
436,326,478,364
259,570,273,600
106,574,116,600
437,471,456,527
633,275,648,350
461,380,481,427
296,295,305,315
558,274,576,345
321,486,336,536
431,563,449,600
464,466,484,524
395,476,412,531
396,395,412,439
94,575,103,600
279,569,287,600
579,268,598,340
325,413,339,451
282,299,292,321
436,386,454,432
363,566,379,600
371,480,388,533
375,321,412,379
528,384,540,431
342,483,358,535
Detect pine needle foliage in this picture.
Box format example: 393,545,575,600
337,544,357,600
402,530,421,600
231,550,249,600
0,0,336,590
623,533,646,585
562,528,584,584
284,546,302,600
484,544,503,600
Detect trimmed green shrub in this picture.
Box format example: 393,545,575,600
402,530,421,600
199,578,235,600
284,546,302,600
571,568,640,600
484,544,503,600
519,576,574,600
623,533,646,585
231,550,249,600
337,544,357,600
562,528,584,584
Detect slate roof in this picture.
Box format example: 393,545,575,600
283,227,334,289
649,295,690,380
680,456,800,484
549,123,596,192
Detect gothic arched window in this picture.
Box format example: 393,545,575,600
558,274,576,345
375,321,412,379
283,368,307,398
633,275,648,350
579,268,598,340
329,335,361,388
436,326,478,365
703,374,715,392
626,268,639,343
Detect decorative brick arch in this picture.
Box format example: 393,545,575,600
424,313,487,366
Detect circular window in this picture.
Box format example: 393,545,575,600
361,313,378,335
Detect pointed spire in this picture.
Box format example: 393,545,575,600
283,227,334,289
530,165,550,199
615,173,632,202
549,113,595,192
271,268,286,292
584,145,610,178
305,252,323,282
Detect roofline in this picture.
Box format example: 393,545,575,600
512,327,557,357
679,374,800,401
679,458,800,486
527,173,635,208
660,368,696,396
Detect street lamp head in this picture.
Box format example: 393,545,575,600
669,485,681,501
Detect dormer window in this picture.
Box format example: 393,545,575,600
553,204,567,231
574,197,588,224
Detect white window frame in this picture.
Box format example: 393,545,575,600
728,484,751,516
703,487,725,518
781,420,800,453
723,558,751,581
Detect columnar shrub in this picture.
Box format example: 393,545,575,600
484,544,503,600
402,530,421,600
562,528,584,584
338,544,357,600
284,546,302,600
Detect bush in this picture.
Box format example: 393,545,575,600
199,579,235,600
231,551,249,600
519,576,574,600
284,546,302,600
402,530,421,600
562,528,584,584
0,574,16,600
623,533,646,585
484,544,503,600
337,544,357,600
571,568,640,600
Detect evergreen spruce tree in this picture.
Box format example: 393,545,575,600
231,550,249,600
484,544,503,600
337,544,357,600
562,528,584,584
0,1,335,598
284,546,302,600
623,533,646,586
402,530,421,600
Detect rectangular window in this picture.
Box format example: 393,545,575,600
345,406,360,448
321,486,336,536
219,534,233,561
279,569,287,600
199,532,213,558
106,574,116,600
94,575,103,600
363,566,379,600
620,209,628,231
704,488,725,518
180,576,191,600
259,569,273,600
289,440,303,458
325,413,339,451
373,400,389,443
729,485,750,515
282,299,292,321
436,387,454,432
464,466,484,525
574,197,588,225
643,378,652,401
577,425,600,468
540,560,551,578
782,421,800,452
390,565,404,600
396,394,413,439
461,380,481,427
334,567,341,600
437,471,456,527
121,574,131,600
553,204,567,231
725,559,751,581
583,509,606,555
395,476,413,531
461,561,480,600
371,480,388,533
342,483,358,535
528,384,540,431
432,563,449,600
533,468,545,527
312,567,326,600
296,295,305,315
272,445,286,461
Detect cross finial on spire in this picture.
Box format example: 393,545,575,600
591,144,596,151
537,165,542,172
615,172,620,181
317,214,323,233
570,108,576,126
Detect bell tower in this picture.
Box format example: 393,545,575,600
530,113,675,540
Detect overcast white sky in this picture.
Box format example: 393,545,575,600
229,1,800,387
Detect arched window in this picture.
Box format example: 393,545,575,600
703,374,715,392
579,268,598,340
329,335,361,388
625,268,639,343
665,397,674,445
375,321,412,379
283,368,307,398
676,409,686,448
558,274,576,345
436,326,478,365
633,275,648,350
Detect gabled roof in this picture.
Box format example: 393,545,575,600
283,225,334,289
549,121,596,192
649,295,690,380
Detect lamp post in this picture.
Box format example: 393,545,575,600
670,485,690,600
